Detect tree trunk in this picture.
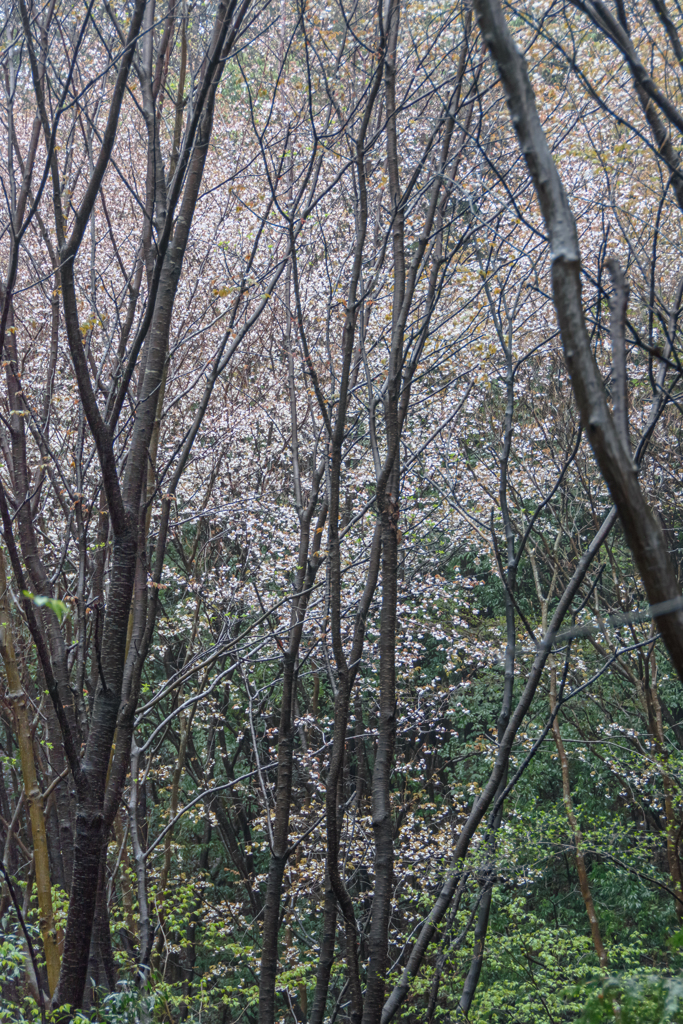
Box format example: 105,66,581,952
549,671,607,965
0,548,60,996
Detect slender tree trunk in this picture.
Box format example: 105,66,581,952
549,672,608,965
129,741,153,982
472,0,683,684
637,644,683,922
531,550,607,965
0,548,60,995
309,868,337,1024
381,508,619,1024
258,498,327,1024
362,2,403,1017
458,883,494,1016
154,705,195,964
363,483,399,1024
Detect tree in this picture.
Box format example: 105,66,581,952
3,0,683,1019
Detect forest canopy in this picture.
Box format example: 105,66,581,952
1,0,683,1020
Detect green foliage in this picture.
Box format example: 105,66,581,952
0,924,33,1024
21,592,69,624
577,974,683,1024
0,926,26,986
462,898,632,1023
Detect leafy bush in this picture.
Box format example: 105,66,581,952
578,974,683,1024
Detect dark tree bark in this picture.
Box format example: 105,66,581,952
258,494,327,1024
472,0,683,681
5,0,258,1008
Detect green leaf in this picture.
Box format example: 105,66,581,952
22,591,69,624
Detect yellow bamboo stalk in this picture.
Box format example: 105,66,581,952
0,548,61,995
